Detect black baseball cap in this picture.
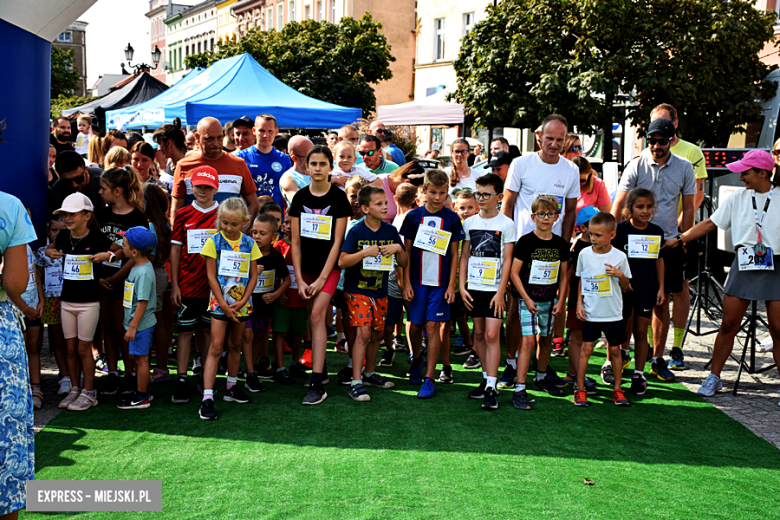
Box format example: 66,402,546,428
487,151,513,168
647,118,676,139
233,115,254,129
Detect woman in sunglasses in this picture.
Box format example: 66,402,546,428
573,156,612,221
563,134,585,161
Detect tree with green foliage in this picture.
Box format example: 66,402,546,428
51,46,81,98
450,0,777,148
185,13,394,117
50,94,96,120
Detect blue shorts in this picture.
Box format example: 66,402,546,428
519,299,555,337
408,283,450,325
129,325,155,356
385,296,404,327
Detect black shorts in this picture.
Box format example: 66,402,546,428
582,319,627,345
663,245,685,294
450,291,464,320
23,317,42,328
175,297,211,332
621,291,654,320
466,289,501,319
331,290,349,315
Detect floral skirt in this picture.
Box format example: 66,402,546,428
0,300,35,515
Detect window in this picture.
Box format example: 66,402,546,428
278,3,284,28
316,1,322,21
57,32,72,42
434,18,445,61
330,0,335,22
185,45,189,56
210,38,214,50
267,7,273,29
305,5,310,19
462,12,474,36
197,41,201,53
290,1,295,21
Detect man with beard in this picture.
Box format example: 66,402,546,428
51,117,75,156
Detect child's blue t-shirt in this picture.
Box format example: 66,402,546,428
341,220,404,299
123,261,157,331
400,206,464,287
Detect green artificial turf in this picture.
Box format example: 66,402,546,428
24,339,780,520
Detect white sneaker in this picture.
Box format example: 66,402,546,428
59,387,80,409
757,336,774,352
58,377,72,395
697,373,723,397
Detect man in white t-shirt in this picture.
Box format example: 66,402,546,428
499,114,580,389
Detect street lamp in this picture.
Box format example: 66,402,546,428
121,43,161,74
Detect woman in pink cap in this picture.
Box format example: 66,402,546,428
674,149,780,402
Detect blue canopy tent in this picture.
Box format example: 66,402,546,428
106,53,362,129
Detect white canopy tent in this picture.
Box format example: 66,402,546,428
376,89,465,126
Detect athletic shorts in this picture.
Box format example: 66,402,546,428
211,312,251,323
154,266,169,313
663,245,685,294
175,297,211,332
566,311,583,331
246,312,270,335
345,293,387,330
42,297,61,325
61,301,101,342
466,289,503,319
621,290,654,320
450,291,464,320
408,283,450,325
128,325,155,356
273,305,308,334
302,270,341,297
582,319,627,345
385,296,404,327
519,299,556,337
331,290,349,315
23,317,42,329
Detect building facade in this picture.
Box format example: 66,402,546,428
165,0,218,83
146,0,194,83
52,20,88,97
217,0,239,44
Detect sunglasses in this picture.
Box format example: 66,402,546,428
374,128,386,134
452,150,470,155
474,192,499,200
358,149,378,157
68,174,86,185
579,177,589,184
569,145,584,153
534,212,556,219
773,150,780,156
648,137,670,146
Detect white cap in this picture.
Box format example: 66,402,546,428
54,193,94,214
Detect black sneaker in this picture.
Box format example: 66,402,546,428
218,355,228,375
244,372,265,393
392,336,407,352
302,385,327,405
511,389,532,410
482,387,498,410
103,372,120,396
255,356,274,380
273,368,294,386
223,386,252,403
363,373,395,389
171,376,189,404
451,343,472,357
337,366,353,386
497,365,516,389
289,363,308,378
601,363,615,385
532,376,563,396
463,351,481,369
468,380,487,399
117,391,153,410
199,398,217,420
438,365,454,384
378,349,394,367
303,374,331,388
348,383,370,402
629,374,648,395
121,374,137,396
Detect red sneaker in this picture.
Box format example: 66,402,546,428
573,388,589,407
612,389,630,406
299,349,313,369
551,337,566,357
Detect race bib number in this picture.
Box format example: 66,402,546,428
218,251,250,278
123,281,134,309
737,246,774,271
467,257,498,285
44,263,64,296
63,255,93,281
287,265,298,289
187,229,218,254
528,260,560,285
253,270,275,293
26,265,36,292
300,214,332,240
413,226,452,256
581,273,612,297
628,235,661,259
362,245,393,271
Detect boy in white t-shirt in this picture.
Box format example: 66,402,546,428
575,212,632,408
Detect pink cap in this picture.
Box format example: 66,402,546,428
727,149,775,173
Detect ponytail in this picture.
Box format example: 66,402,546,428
102,166,145,211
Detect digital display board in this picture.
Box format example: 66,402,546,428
702,149,769,170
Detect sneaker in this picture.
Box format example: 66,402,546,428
150,367,171,384
326,325,336,338
378,349,394,367
102,373,120,396
533,376,563,396
612,389,630,406
543,369,566,389
417,377,437,399
392,336,407,352
511,389,532,410
117,391,153,410
482,387,499,410
255,356,274,379
289,363,308,378
497,364,516,389
584,377,598,396
348,383,371,402
551,337,566,357
408,362,423,385
199,398,217,420
32,387,43,410
172,376,190,404
303,373,331,388
192,354,203,376
452,342,471,357
121,374,136,396
650,358,676,381
697,373,723,397
94,353,108,372
59,387,80,409
669,347,686,370
573,388,589,407
438,365,454,384
302,385,327,405
337,367,353,386
299,349,313,369
629,374,647,395
468,380,487,399
335,338,348,354
363,373,395,389
57,377,72,396
621,349,631,369
224,386,252,403
601,363,615,385
273,368,294,386
67,389,98,411
463,351,481,369
244,372,265,393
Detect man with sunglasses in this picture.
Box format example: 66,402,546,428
358,135,398,175
48,150,104,217
611,117,696,383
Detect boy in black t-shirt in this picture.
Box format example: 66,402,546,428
509,195,570,410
